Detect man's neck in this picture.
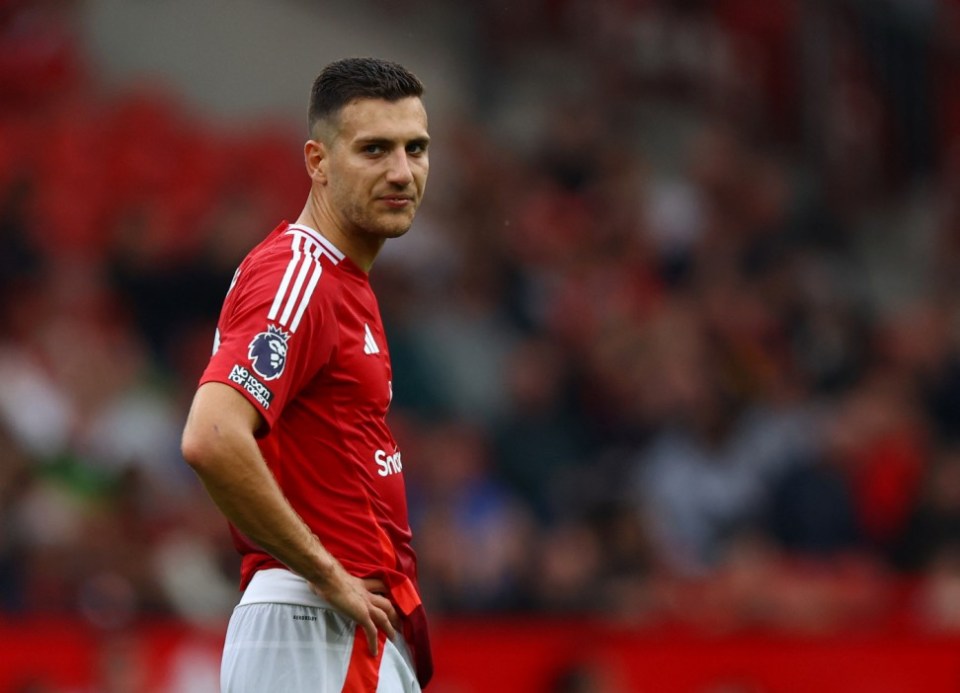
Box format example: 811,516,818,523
296,199,381,273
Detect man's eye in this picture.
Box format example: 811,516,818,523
363,144,384,154
407,143,427,155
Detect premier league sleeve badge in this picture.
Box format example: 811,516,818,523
247,324,291,381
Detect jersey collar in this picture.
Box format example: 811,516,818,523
286,223,347,263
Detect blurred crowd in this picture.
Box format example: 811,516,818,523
3,0,960,645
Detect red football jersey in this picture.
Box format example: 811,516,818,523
198,221,431,682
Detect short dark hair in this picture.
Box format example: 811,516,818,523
308,57,424,135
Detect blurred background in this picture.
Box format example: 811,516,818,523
3,0,960,691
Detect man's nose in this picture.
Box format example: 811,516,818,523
385,150,414,185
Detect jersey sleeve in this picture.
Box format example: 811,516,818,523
199,238,337,432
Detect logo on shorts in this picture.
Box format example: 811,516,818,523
248,324,290,381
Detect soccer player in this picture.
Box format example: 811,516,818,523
180,57,433,692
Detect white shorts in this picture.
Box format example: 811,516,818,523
221,569,421,693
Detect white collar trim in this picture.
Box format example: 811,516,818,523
287,223,346,261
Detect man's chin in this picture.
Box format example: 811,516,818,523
357,212,415,239
377,219,414,239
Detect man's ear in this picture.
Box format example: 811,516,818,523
304,139,328,184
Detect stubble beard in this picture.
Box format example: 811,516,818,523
348,202,416,240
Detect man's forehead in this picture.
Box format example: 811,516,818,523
337,96,428,139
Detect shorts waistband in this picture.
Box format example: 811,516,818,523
239,568,332,608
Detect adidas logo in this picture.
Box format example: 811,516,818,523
363,323,380,355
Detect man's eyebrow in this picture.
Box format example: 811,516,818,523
354,135,431,146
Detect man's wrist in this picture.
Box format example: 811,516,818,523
307,552,343,589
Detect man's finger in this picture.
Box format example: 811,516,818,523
362,619,379,657
370,594,400,631
371,604,397,641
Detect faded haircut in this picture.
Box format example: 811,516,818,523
308,57,424,137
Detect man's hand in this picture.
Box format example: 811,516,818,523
310,567,398,656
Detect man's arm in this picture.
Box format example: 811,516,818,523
180,381,396,655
